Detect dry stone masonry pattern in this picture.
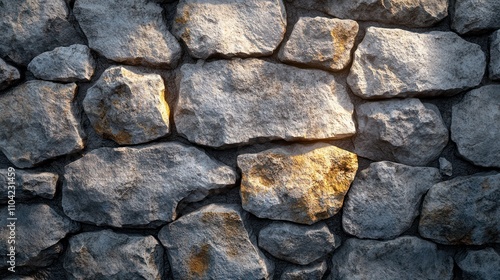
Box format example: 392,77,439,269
0,0,499,279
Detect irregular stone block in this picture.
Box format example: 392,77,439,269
280,261,327,280
0,169,57,203
456,248,500,280
439,157,453,177
491,30,500,80
452,0,500,34
0,58,20,90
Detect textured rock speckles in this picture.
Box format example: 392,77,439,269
62,142,236,227
281,262,328,280
456,248,500,280
158,204,274,280
0,170,58,203
173,0,286,59
238,143,358,224
0,58,20,90
452,0,500,34
64,230,164,280
74,0,181,67
419,173,500,245
175,59,356,147
353,99,449,166
348,27,485,99
83,66,170,145
451,85,500,168
491,30,500,80
28,44,96,82
0,81,85,168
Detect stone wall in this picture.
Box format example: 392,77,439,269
0,0,499,279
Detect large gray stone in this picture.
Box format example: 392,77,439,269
419,173,500,245
452,0,500,34
353,99,449,166
342,161,441,240
74,0,182,67
491,30,500,80
158,204,274,280
0,58,20,90
62,142,236,227
64,230,164,280
451,85,500,168
348,27,485,99
456,248,500,280
173,0,286,59
175,59,356,147
0,81,85,168
329,237,454,280
280,262,328,280
0,169,57,203
83,66,170,145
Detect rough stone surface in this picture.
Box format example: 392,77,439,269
175,59,356,147
173,0,286,59
0,81,85,168
0,169,57,203
348,27,485,99
74,0,182,67
83,66,170,145
278,17,358,71
0,203,79,267
63,142,236,227
239,143,358,224
28,44,96,82
456,248,500,280
158,204,274,280
0,58,20,90
258,221,337,265
452,0,500,34
439,157,453,177
280,262,327,280
329,237,454,280
343,161,441,240
64,230,164,280
491,30,500,80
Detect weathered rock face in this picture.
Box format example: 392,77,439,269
0,81,85,168
175,59,356,147
419,173,500,245
278,17,358,71
173,0,286,59
62,142,236,227
456,248,500,280
329,237,454,280
451,85,500,168
28,44,95,82
0,58,20,90
74,0,182,67
64,230,164,280
239,143,358,224
491,30,500,80
452,0,500,34
258,221,338,265
347,27,485,99
353,99,448,166
0,169,57,203
83,66,170,145
158,204,274,280
439,157,453,177
343,161,441,239
281,261,327,280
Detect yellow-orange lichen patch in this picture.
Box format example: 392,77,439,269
188,243,210,277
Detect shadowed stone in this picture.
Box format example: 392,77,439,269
0,169,57,203
491,30,500,80
281,261,328,280
452,0,500,34
0,58,20,90
456,248,500,280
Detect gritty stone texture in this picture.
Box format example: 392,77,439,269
173,0,286,59
329,237,454,280
28,44,96,82
278,17,358,71
439,157,453,177
63,142,236,227
64,230,164,280
451,85,500,168
239,143,358,224
83,66,170,145
0,169,57,203
258,221,337,265
0,81,85,168
281,262,328,280
348,27,485,99
175,59,356,147
354,99,448,166
342,161,441,240
0,58,20,90
452,0,500,34
74,0,181,67
455,248,500,280
158,204,274,280
491,30,500,80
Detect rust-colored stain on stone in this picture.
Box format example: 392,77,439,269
188,243,210,277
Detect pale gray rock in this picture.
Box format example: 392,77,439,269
278,17,358,71
158,204,274,280
348,27,485,99
451,85,500,168
280,262,328,280
342,161,441,240
353,99,448,166
0,169,57,203
0,81,85,168
175,59,356,147
74,0,182,67
439,157,453,176
258,221,338,265
329,237,454,280
0,0,83,65
28,44,96,82
452,0,500,34
63,142,236,227
83,66,170,145
419,173,500,245
0,58,20,90
491,30,500,80
173,0,286,59
64,230,164,280
456,248,500,280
